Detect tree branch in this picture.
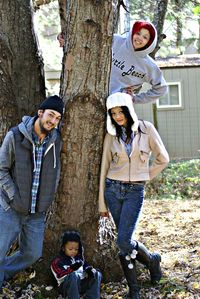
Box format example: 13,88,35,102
34,0,53,8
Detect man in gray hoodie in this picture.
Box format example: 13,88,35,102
0,95,64,288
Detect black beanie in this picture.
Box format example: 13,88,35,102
39,95,64,117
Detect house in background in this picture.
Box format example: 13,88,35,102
134,55,200,159
34,3,200,159
44,65,61,95
45,54,200,159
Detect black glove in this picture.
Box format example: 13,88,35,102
85,266,96,278
70,260,83,271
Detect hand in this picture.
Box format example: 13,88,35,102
85,266,96,278
57,32,65,47
100,212,109,218
123,86,135,95
70,260,83,271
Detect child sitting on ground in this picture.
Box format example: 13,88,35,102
51,230,102,299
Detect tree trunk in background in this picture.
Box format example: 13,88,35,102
152,0,168,57
151,0,168,130
176,17,183,53
0,0,45,143
44,0,122,281
198,18,200,54
174,0,184,54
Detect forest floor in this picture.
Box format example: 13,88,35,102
100,199,200,299
1,199,199,299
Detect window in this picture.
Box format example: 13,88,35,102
157,82,182,109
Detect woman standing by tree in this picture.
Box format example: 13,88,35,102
110,20,167,103
99,92,169,298
58,19,167,104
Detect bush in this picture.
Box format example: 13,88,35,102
145,159,200,200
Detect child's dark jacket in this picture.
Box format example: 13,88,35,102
51,250,90,286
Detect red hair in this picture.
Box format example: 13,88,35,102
132,21,156,49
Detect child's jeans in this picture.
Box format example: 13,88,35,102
59,270,102,299
105,178,145,255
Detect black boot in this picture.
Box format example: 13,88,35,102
136,241,162,283
119,254,140,299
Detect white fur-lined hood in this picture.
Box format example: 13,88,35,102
106,92,139,136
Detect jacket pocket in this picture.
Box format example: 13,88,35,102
112,152,120,164
139,150,150,169
0,189,13,204
9,189,23,211
0,190,11,211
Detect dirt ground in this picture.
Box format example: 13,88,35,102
1,199,200,299
101,199,200,299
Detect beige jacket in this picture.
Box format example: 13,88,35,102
99,120,169,213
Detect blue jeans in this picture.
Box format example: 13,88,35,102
105,179,145,255
0,205,45,287
59,271,102,299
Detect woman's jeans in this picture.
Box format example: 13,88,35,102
59,271,102,299
105,179,145,255
0,205,45,288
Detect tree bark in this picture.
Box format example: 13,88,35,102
34,0,52,7
44,0,118,279
151,0,168,130
198,18,200,54
0,0,45,143
174,0,183,54
151,0,168,58
0,30,16,143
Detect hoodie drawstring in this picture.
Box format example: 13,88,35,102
32,144,37,172
53,143,56,169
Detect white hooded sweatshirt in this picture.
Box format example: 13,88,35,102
109,21,167,104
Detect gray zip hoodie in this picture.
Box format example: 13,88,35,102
0,116,61,214
109,21,167,103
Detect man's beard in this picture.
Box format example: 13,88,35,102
39,119,52,135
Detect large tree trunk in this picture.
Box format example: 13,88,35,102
0,0,45,143
44,0,114,268
0,30,16,143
